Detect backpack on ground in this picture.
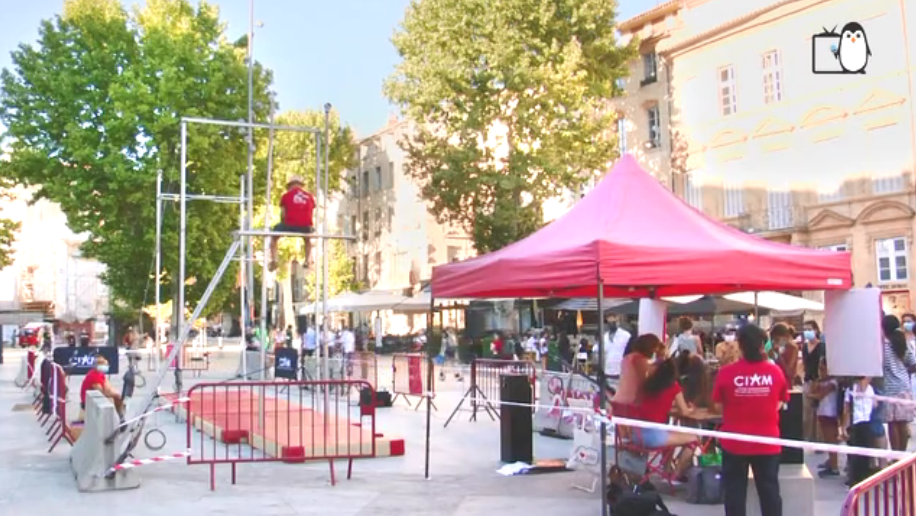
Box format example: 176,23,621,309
685,465,725,505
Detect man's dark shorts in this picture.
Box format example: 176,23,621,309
272,223,314,235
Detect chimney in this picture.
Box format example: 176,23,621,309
387,113,399,126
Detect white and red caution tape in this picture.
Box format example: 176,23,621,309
104,450,191,476
850,391,916,407
121,397,190,429
457,396,912,461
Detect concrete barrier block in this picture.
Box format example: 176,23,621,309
747,463,813,516
14,355,28,387
69,390,141,492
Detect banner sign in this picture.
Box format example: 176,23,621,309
407,355,423,395
534,371,598,438
53,346,120,375
273,347,298,380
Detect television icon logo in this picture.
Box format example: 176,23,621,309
812,23,872,74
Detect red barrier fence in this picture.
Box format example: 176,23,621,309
391,353,435,410
842,452,916,515
444,358,537,428
184,379,377,490
34,361,76,452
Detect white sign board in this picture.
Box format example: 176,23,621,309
824,288,883,377
638,298,667,338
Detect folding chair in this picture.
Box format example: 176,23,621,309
611,402,696,494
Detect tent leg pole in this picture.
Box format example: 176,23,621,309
597,280,608,516
424,297,435,480
754,291,759,323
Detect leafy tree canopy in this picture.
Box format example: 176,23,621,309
385,0,636,253
0,177,20,269
0,0,272,316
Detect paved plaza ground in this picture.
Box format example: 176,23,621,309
0,347,860,515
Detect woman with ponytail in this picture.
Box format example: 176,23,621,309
880,314,916,451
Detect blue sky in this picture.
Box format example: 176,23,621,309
0,0,660,138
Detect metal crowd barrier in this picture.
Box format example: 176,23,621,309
184,379,376,490
842,451,916,515
444,358,537,427
34,360,76,452
391,353,435,410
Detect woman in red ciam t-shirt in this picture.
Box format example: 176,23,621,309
635,357,700,479
712,323,788,517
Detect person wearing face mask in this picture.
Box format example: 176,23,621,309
901,313,916,350
906,313,916,401
771,323,800,386
603,316,631,379
715,325,740,366
880,314,916,452
800,320,825,442
79,355,124,420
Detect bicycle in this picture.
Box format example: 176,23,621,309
124,350,146,389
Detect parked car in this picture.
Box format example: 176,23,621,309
19,322,52,348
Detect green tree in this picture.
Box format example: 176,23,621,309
0,177,20,269
385,0,636,253
0,0,272,318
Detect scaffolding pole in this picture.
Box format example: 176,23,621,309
258,96,276,432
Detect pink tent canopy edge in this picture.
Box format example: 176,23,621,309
430,154,852,299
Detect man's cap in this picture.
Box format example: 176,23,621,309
287,176,304,187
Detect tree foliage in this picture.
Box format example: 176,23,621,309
0,177,20,269
385,0,636,253
0,0,272,316
301,239,358,302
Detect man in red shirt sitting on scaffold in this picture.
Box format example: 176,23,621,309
269,176,316,272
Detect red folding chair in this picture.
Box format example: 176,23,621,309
611,402,697,493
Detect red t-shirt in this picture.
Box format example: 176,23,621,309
80,369,107,404
280,187,315,227
712,358,789,455
640,381,681,424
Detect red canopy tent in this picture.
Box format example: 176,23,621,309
431,154,852,299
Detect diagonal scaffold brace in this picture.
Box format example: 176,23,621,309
110,238,242,469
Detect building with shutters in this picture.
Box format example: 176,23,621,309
615,0,916,313
337,115,475,294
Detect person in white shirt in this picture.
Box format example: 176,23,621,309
844,377,876,486
537,333,549,369
525,334,538,362
603,318,631,378
341,328,356,377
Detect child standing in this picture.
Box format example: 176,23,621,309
809,358,840,477
844,376,876,486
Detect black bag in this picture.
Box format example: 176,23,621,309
375,390,393,407
685,466,725,505
608,478,674,516
609,487,674,516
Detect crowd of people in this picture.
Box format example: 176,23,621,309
602,311,916,516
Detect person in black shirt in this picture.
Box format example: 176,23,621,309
558,333,572,369
801,320,825,442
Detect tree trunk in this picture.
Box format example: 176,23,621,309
281,265,294,330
